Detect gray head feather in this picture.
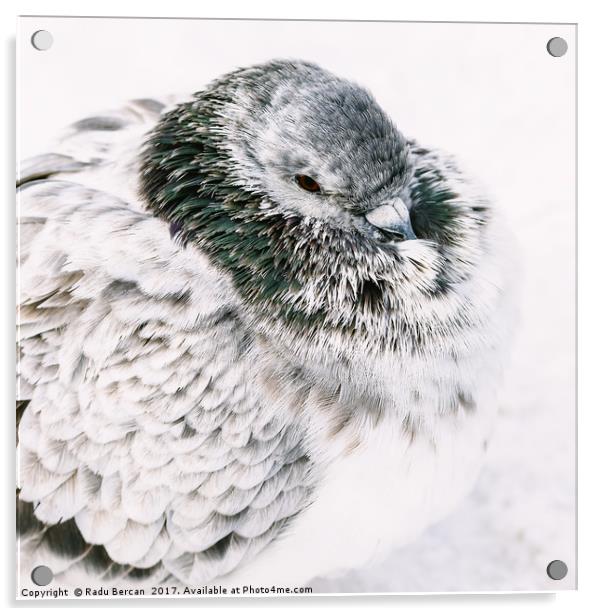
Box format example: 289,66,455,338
140,60,494,362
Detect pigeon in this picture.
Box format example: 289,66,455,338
17,60,516,590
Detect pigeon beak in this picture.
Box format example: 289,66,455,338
365,199,417,242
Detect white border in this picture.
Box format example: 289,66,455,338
3,1,600,614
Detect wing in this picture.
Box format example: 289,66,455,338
17,104,313,588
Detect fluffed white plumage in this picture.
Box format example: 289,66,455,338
17,61,517,591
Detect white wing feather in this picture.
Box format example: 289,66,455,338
17,101,312,586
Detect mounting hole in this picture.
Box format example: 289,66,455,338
31,30,53,51
546,560,568,580
31,565,53,586
547,37,568,57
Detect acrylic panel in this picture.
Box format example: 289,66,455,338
16,17,576,599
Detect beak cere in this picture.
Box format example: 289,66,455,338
365,199,417,242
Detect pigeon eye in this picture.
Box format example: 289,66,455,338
295,175,321,193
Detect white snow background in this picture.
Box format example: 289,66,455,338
17,17,576,593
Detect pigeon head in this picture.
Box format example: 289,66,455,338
140,60,493,357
